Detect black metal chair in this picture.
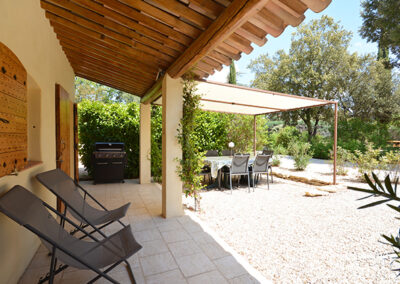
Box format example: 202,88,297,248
221,149,232,156
250,155,271,190
0,185,142,284
262,150,274,183
224,155,251,194
205,150,219,157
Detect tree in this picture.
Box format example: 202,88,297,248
75,77,139,103
249,16,354,140
249,16,400,140
228,60,237,84
360,0,400,67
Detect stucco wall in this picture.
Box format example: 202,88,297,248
0,1,75,283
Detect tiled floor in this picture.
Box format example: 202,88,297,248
18,180,267,284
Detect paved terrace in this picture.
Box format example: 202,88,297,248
18,180,267,284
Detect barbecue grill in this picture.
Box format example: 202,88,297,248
92,142,126,184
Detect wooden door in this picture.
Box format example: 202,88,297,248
55,84,71,211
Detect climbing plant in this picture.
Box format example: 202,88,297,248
177,77,204,210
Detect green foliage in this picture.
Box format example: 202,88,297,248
288,141,313,171
360,0,400,67
269,126,300,149
271,156,281,167
348,173,400,270
331,146,353,176
75,77,139,103
381,150,400,181
228,61,237,85
349,141,382,178
151,106,162,181
176,78,204,208
337,118,391,152
78,100,140,178
310,135,332,160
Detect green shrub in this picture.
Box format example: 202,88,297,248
151,106,162,181
349,141,382,179
330,146,352,175
273,126,301,149
271,156,281,166
380,150,400,181
310,135,332,160
288,141,313,170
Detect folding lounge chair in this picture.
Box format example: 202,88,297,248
36,169,130,235
0,185,142,284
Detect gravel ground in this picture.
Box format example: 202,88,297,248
194,177,399,283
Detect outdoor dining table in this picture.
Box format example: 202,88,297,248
203,156,255,189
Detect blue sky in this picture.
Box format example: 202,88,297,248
208,0,377,86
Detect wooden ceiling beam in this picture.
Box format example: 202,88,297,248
235,28,267,47
45,0,183,57
300,0,332,13
52,24,159,76
167,0,269,78
208,50,232,66
195,61,215,75
265,1,305,27
119,0,201,38
215,45,241,61
96,0,192,46
201,57,223,71
188,0,225,19
225,34,253,54
150,0,212,28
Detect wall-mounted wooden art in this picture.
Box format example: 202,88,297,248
0,42,28,177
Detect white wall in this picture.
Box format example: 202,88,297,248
0,1,75,283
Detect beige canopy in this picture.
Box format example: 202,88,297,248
153,80,338,185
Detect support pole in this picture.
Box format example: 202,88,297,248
333,103,338,185
139,103,151,184
253,115,257,156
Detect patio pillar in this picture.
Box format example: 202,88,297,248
140,103,151,184
162,74,183,218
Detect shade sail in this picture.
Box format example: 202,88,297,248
153,80,334,115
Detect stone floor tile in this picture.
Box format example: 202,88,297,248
175,252,216,278
146,269,187,284
168,239,202,259
199,242,230,260
156,219,183,232
187,270,229,284
139,252,178,277
214,256,248,280
161,228,191,243
134,228,162,243
229,274,260,284
189,231,215,245
138,239,170,257
182,221,204,233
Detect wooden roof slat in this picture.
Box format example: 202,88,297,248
188,0,225,19
71,0,189,50
45,0,182,58
300,0,332,13
97,0,192,46
46,13,169,68
201,57,223,71
52,23,159,76
150,0,212,28
195,60,215,74
119,0,201,38
42,1,176,62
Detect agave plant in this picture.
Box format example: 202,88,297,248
348,172,400,272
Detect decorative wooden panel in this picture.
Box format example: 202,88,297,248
0,42,28,177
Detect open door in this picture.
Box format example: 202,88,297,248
55,84,71,211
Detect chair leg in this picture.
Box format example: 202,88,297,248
267,172,270,190
229,174,233,194
247,173,250,193
125,260,136,284
270,167,273,183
